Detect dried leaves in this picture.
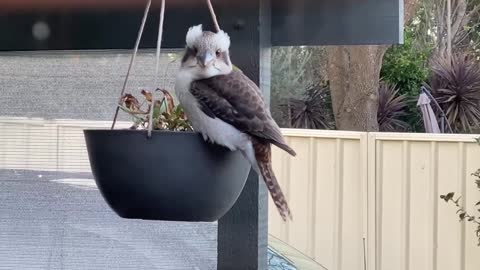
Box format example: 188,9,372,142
119,88,192,132
121,94,143,113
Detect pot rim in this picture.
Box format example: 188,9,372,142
84,128,198,134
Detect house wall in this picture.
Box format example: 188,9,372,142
1,118,479,270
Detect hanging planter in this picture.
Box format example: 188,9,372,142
84,0,250,222
84,129,250,221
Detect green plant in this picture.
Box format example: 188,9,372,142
119,88,193,131
425,53,480,133
271,46,327,127
377,81,410,132
381,29,432,131
440,139,480,246
280,83,335,129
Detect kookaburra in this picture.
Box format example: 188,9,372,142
175,25,296,221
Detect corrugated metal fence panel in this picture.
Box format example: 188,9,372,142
269,129,368,270
0,121,57,171
1,119,480,270
0,117,130,172
270,130,480,270
373,133,480,270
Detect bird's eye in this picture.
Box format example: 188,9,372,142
216,49,221,57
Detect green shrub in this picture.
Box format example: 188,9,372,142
280,83,335,130
377,81,410,132
271,47,327,128
425,53,480,133
381,29,432,131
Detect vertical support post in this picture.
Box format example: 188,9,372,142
217,0,270,269
446,0,452,62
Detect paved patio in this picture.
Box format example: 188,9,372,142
0,169,217,270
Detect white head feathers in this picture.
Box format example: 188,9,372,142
185,24,231,52
186,24,203,47
214,30,231,51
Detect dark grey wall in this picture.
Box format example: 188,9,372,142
272,0,403,45
0,0,402,51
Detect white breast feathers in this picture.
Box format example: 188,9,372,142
174,70,251,152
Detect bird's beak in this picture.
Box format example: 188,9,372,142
197,51,215,68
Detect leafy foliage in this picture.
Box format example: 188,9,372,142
119,88,192,132
377,82,410,132
280,84,335,129
271,46,328,127
381,29,433,131
440,140,480,246
425,53,480,133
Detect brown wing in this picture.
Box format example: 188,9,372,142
190,70,296,156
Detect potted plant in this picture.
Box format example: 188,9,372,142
84,89,251,222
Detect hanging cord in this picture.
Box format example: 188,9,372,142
147,0,166,137
206,0,221,32
112,0,219,133
111,0,152,130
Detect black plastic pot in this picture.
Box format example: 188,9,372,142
83,129,250,222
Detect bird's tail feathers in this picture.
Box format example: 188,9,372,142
271,141,296,157
258,159,292,221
